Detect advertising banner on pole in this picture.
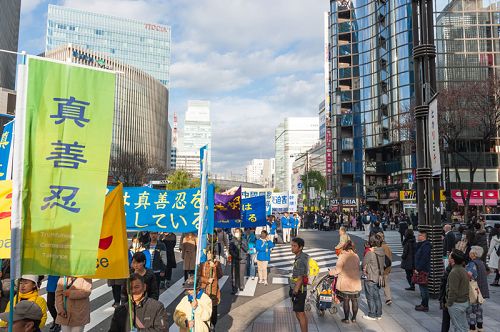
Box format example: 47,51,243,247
0,121,14,180
19,57,116,276
0,181,12,259
428,96,441,176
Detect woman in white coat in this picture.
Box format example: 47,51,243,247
487,224,500,286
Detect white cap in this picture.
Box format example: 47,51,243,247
20,275,39,287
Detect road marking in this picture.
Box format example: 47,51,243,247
236,277,258,297
272,277,289,284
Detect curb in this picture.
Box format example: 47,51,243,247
216,286,290,332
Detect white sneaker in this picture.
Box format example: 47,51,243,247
362,315,377,321
264,281,268,285
251,276,255,280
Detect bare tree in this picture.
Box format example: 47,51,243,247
109,150,151,186
438,78,500,222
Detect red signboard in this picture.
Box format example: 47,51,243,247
326,127,333,191
451,190,499,206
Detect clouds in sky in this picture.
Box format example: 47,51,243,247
18,0,328,174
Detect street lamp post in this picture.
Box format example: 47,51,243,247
411,0,444,297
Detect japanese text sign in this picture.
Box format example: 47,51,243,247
242,188,273,215
20,58,115,276
122,185,215,232
214,186,241,221
215,196,267,229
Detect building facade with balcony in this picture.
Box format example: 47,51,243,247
328,0,415,210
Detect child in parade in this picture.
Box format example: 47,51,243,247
173,276,212,332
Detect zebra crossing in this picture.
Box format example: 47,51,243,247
268,244,338,274
347,230,404,256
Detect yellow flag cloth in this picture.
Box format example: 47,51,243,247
0,180,12,259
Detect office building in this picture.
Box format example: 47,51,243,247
46,4,171,86
175,150,200,177
245,158,275,187
328,0,415,210
0,0,20,91
0,0,21,117
177,100,212,175
435,0,500,210
45,45,170,169
275,117,319,192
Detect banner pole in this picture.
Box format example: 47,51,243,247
9,51,27,332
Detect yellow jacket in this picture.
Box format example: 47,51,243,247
0,289,48,328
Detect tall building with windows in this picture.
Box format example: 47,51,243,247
275,118,319,192
46,4,171,86
176,100,212,175
0,0,21,118
328,0,415,210
245,158,275,187
435,0,500,209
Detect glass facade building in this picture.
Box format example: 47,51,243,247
0,0,21,90
329,0,415,207
46,4,171,86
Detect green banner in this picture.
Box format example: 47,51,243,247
21,58,115,275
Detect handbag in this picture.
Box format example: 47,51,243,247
469,279,485,304
411,271,429,285
375,255,385,288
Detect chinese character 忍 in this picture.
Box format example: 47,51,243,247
41,185,80,213
173,192,187,209
46,140,87,169
51,96,90,127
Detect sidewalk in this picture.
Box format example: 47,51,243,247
244,269,500,332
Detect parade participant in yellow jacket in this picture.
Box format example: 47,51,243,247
0,275,47,328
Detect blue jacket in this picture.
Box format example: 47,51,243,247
47,275,59,293
415,240,431,272
268,221,277,235
246,233,257,254
256,239,275,261
281,216,291,228
291,217,299,228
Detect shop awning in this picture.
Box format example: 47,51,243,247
452,197,498,206
379,198,397,205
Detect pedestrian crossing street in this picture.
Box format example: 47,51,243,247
347,230,404,256
268,244,337,274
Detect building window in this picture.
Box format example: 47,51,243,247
95,29,104,35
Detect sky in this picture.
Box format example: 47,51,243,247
18,0,329,175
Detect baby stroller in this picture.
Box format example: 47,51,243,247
305,274,339,316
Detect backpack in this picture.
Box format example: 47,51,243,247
309,257,320,278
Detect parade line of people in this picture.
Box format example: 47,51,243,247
0,211,498,332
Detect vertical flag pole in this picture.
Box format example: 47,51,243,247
9,51,28,332
192,146,208,331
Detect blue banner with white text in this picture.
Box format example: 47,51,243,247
120,185,215,232
215,196,267,228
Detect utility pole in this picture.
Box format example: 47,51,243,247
412,0,444,297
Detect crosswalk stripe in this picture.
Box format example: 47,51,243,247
236,277,258,297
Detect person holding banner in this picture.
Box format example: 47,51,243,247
0,275,48,329
229,228,248,294
245,229,257,280
55,276,92,332
256,230,275,285
109,273,168,332
281,212,292,243
198,249,223,330
173,276,212,332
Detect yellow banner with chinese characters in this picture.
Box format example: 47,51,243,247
0,181,12,259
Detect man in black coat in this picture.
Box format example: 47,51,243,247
160,232,177,288
398,218,408,244
443,224,456,259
